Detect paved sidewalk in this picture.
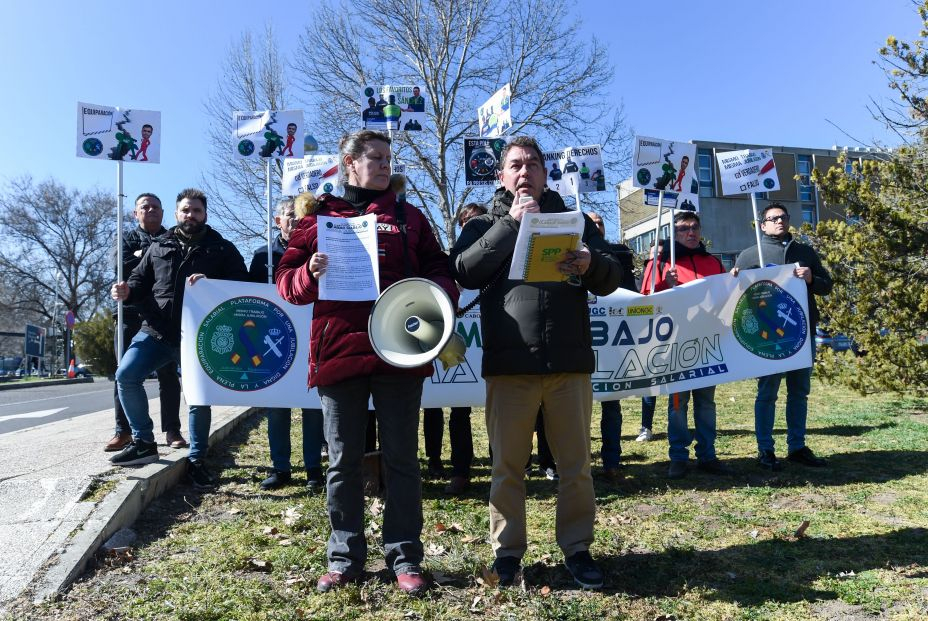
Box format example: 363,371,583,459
0,400,253,613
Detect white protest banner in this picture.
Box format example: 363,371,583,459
232,110,304,159
543,144,606,197
478,83,512,138
361,85,427,132
76,102,161,163
463,136,512,186
281,154,340,196
182,266,812,408
631,135,698,209
716,148,780,196
181,280,315,408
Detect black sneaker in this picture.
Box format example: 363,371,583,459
490,555,521,587
667,460,688,479
697,458,733,475
109,439,159,466
758,449,782,471
787,446,827,467
260,469,292,490
186,459,217,489
306,467,325,494
564,550,604,590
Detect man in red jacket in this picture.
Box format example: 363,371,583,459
641,211,732,479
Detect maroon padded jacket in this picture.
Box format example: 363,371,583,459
276,191,459,387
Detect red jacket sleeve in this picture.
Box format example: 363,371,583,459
410,207,460,307
640,258,671,294
276,217,319,305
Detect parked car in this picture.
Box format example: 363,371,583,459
815,327,858,353
57,364,93,378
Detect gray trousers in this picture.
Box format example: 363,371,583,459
318,374,424,576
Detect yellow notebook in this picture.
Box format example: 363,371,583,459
523,233,579,282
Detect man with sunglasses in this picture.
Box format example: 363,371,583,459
642,211,729,478
733,203,833,471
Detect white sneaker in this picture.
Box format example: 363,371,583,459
635,427,653,442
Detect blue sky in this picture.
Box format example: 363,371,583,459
0,0,919,229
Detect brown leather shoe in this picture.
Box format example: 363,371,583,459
396,571,429,596
166,431,188,448
317,571,356,593
104,431,132,452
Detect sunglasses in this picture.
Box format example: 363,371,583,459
762,214,789,224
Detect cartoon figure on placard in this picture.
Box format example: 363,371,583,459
550,161,563,181
406,86,425,112
383,95,402,130
653,145,677,190
564,157,579,173
579,161,590,179
108,111,138,161
593,169,606,191
672,155,690,192
131,124,153,161
679,198,697,212
403,119,421,130
259,112,284,157
279,123,297,157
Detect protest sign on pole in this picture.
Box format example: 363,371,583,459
76,102,162,163
477,84,512,138
542,144,606,201
361,85,427,132
463,136,513,186
716,148,781,266
281,155,340,197
232,110,305,160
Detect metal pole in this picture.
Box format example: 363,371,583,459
649,190,664,294
266,159,273,284
751,193,766,267
669,206,677,269
116,160,124,356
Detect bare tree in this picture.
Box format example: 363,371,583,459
292,0,631,245
202,26,290,247
0,177,116,326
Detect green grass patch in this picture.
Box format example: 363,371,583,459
17,379,928,621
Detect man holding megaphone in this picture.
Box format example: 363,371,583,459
450,136,622,590
276,130,458,597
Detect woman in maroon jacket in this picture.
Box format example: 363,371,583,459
276,130,458,596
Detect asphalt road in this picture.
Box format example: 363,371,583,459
0,378,158,435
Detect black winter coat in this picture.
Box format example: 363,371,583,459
734,232,833,329
248,234,287,284
113,225,167,320
126,226,249,345
450,188,622,377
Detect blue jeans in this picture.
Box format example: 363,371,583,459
600,400,622,469
641,396,656,429
318,374,424,576
267,407,324,471
667,387,717,463
755,366,812,455
115,331,210,460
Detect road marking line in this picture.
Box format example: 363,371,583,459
0,407,68,421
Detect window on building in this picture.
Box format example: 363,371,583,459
697,149,715,198
797,155,813,202
801,203,816,225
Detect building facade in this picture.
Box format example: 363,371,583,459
619,139,888,267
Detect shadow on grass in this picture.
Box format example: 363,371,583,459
600,527,928,605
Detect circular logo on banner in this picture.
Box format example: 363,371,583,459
82,138,103,156
237,139,255,156
763,177,775,189
323,182,334,193
732,280,808,360
196,296,297,391
636,168,651,185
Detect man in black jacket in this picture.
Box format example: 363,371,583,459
450,137,622,589
734,203,833,471
105,193,184,452
248,197,325,493
109,188,249,488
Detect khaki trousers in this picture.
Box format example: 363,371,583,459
485,373,594,559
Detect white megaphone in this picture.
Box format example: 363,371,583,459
368,278,467,370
